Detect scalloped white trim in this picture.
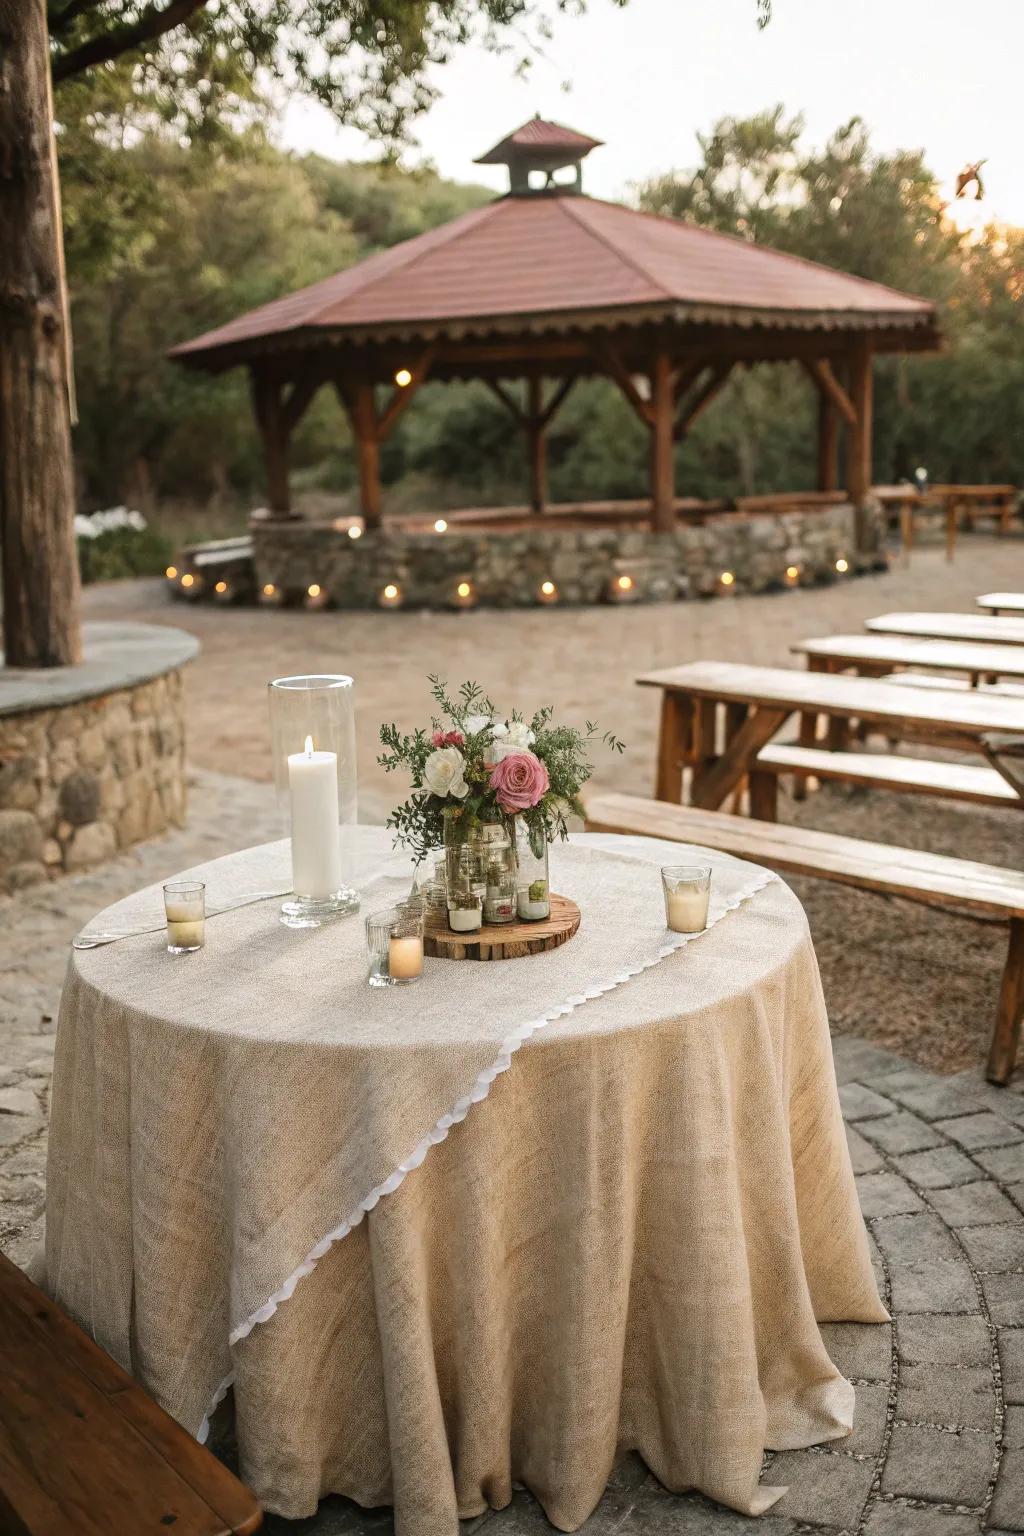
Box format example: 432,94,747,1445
196,867,777,1441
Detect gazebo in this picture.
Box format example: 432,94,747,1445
170,117,940,538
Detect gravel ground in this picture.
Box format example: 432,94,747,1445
82,534,1024,1076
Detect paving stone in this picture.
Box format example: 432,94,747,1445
974,1145,1024,1184
930,1182,1022,1228
819,1321,892,1382
865,1067,939,1098
982,1275,1024,1327
898,1313,990,1367
896,1363,995,1430
856,1171,924,1217
957,1224,1024,1272
831,1037,908,1085
881,1424,996,1506
889,1082,983,1123
846,1123,885,1174
1006,1406,1024,1451
894,1146,983,1190
1001,1331,1024,1404
769,1448,875,1530
862,1501,982,1536
889,1259,978,1315
935,1114,1024,1152
0,1087,40,1116
858,1111,946,1155
846,1381,889,1454
0,1115,44,1148
990,1447,1024,1532
874,1212,963,1266
1010,1184,1024,1217
840,1082,896,1121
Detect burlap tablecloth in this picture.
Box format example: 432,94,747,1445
45,827,885,1532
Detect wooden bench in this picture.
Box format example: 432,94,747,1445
0,1250,262,1536
582,790,1024,1085
866,612,1024,648
879,673,1024,700
979,593,1024,616
756,743,1017,811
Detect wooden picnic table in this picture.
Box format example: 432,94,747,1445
873,484,1017,563
638,660,1024,808
866,612,1024,647
792,633,1024,682
978,593,1024,616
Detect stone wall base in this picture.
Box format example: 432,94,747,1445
0,670,188,894
252,500,885,610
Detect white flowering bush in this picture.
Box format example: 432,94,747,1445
75,506,172,582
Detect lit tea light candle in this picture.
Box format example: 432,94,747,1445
388,933,424,979
287,735,342,899
163,880,205,953
661,865,711,934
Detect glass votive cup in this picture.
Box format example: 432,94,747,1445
366,902,424,987
661,865,711,933
163,879,206,953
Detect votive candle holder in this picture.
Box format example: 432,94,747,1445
366,902,424,987
164,879,206,953
661,865,711,933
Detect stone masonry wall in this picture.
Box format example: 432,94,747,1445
253,500,886,610
0,670,187,894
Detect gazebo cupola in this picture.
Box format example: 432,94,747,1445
474,115,603,196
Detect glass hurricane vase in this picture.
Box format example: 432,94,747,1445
515,820,550,921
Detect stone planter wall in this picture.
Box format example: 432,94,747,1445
0,623,197,894
252,499,885,610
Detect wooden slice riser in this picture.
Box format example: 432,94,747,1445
424,892,580,961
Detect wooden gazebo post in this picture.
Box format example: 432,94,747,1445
527,376,546,514
847,338,874,504
649,351,676,534
817,396,839,492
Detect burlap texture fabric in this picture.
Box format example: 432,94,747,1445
45,828,885,1531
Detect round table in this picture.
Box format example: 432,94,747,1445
45,828,885,1533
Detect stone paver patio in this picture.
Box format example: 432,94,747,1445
2,766,1023,1534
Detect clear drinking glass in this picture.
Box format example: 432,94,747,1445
268,674,359,927
366,902,424,987
163,879,205,953
515,821,550,921
661,865,712,933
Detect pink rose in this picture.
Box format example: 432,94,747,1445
489,751,549,813
432,729,465,748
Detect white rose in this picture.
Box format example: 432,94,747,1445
505,720,535,749
490,721,508,738
485,739,521,766
423,746,469,799
464,714,493,736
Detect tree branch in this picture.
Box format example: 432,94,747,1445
51,0,209,83
47,0,97,41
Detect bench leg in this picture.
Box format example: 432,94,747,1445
987,917,1024,1085
748,770,778,822
655,693,690,804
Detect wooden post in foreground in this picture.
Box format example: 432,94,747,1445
527,376,546,514
0,0,82,667
649,351,675,534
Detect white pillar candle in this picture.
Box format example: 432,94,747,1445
666,886,710,933
287,735,342,899
165,898,205,950
388,934,423,979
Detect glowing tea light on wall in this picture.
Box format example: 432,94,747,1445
380,583,402,608
347,524,362,540
785,565,800,584
308,584,321,598
719,571,735,588
394,368,413,388
262,583,277,598
165,565,178,580
215,580,228,595
617,575,634,592
434,518,448,533
180,573,195,589
835,557,849,574
538,580,558,604
457,581,471,598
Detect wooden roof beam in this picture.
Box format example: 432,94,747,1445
592,338,655,426
801,357,857,427
375,347,435,440
484,378,528,424
674,361,734,441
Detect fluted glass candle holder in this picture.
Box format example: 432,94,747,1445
269,674,359,927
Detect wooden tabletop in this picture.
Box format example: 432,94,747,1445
978,593,1024,614
793,633,1024,678
637,661,1024,733
865,612,1024,647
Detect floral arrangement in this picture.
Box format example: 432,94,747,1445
379,677,624,863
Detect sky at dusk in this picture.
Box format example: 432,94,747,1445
280,0,1022,230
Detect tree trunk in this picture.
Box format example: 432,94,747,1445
0,0,82,666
